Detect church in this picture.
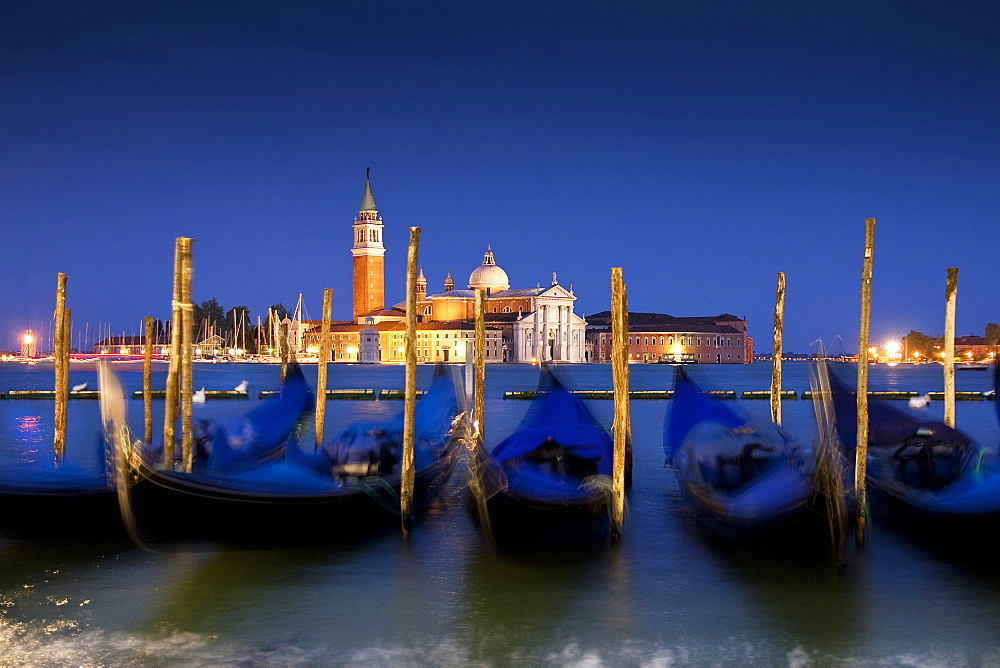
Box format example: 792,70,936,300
302,171,586,363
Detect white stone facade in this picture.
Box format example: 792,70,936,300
509,285,586,363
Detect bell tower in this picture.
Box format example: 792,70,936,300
351,168,386,319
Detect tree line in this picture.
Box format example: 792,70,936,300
165,299,293,353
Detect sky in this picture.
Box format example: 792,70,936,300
2,0,998,354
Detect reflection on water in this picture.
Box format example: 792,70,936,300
11,416,44,462
13,415,43,443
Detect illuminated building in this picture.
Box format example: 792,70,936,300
585,312,752,364
304,173,583,363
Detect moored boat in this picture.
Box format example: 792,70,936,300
469,367,617,545
828,367,1000,530
664,367,842,544
117,365,464,541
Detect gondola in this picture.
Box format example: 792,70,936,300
138,361,315,473
0,363,134,533
827,367,1000,526
0,433,119,532
470,367,616,544
664,367,836,540
117,364,464,540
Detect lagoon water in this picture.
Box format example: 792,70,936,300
2,361,999,665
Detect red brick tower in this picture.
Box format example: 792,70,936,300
351,168,385,319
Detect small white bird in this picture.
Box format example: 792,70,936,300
193,387,207,403
70,382,88,392
234,380,249,393
908,393,931,409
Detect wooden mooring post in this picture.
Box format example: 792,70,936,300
162,238,185,468
279,321,290,384
316,288,332,447
771,272,785,426
610,267,631,543
401,226,420,537
469,286,495,547
53,272,69,466
179,238,195,473
143,316,154,444
474,288,486,443
943,268,958,428
855,217,875,545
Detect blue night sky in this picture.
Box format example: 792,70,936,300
3,1,998,354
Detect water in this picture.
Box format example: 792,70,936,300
2,361,1000,665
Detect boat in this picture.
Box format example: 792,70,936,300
0,363,128,533
664,366,842,542
827,366,1000,528
0,434,118,532
117,365,464,540
137,362,315,473
469,367,617,544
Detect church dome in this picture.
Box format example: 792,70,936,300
468,246,510,292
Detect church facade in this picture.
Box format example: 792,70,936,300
301,171,585,363
403,248,587,363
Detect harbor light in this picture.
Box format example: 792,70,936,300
20,330,37,358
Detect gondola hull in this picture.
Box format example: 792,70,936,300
479,467,612,543
469,368,618,546
124,442,460,541
0,483,122,534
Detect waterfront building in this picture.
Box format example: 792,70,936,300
302,319,504,363
394,248,586,363
303,172,583,363
902,333,997,362
585,312,752,364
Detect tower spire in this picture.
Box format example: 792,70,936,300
360,167,377,211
